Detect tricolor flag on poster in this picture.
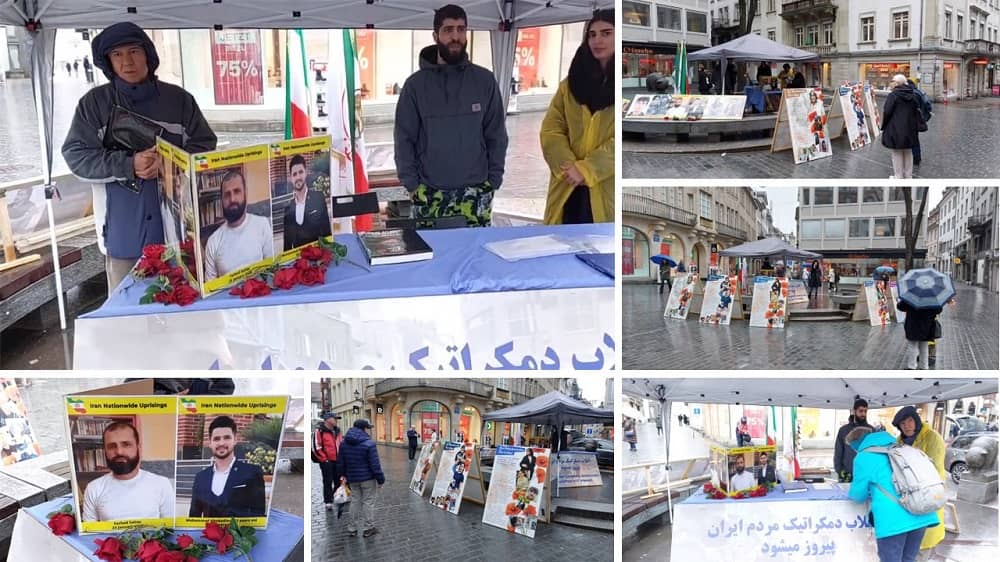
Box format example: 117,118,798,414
284,29,311,139
327,29,372,232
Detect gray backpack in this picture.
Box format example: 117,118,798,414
867,444,947,514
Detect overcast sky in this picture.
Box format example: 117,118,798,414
576,377,609,403
763,187,946,236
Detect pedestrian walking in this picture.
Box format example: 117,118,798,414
406,425,419,460
624,418,637,451
827,265,836,292
314,413,343,511
807,260,823,300
845,426,939,562
73,60,79,75
698,65,713,95
82,56,94,83
65,62,72,76
659,261,672,294
896,300,943,370
339,419,385,538
907,78,933,167
881,74,922,179
833,399,873,483
893,406,947,555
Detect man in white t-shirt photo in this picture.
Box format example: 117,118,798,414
203,169,274,280
729,454,757,492
82,421,175,522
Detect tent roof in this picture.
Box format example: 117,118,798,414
688,33,820,63
0,0,610,30
719,237,821,260
483,391,613,426
624,378,998,410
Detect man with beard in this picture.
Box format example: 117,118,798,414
834,398,873,482
728,454,756,491
203,169,274,280
189,416,267,517
282,154,331,250
394,4,508,227
82,421,174,521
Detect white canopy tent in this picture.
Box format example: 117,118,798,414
0,0,610,329
686,33,819,93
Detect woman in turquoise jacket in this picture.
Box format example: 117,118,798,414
846,427,939,562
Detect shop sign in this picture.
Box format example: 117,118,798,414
210,29,264,105
515,28,541,89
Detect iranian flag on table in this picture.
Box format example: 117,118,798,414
327,29,372,232
284,29,311,139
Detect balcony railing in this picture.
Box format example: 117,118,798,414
623,193,697,226
712,17,738,29
800,44,837,56
716,222,749,240
968,215,992,234
372,378,495,398
964,39,1000,56
781,0,837,20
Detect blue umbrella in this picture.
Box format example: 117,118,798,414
898,268,956,310
873,265,895,279
650,255,677,267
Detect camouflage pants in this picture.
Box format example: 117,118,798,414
411,182,494,228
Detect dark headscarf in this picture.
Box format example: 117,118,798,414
567,9,614,113
892,406,922,445
91,22,160,81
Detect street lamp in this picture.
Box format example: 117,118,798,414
353,389,362,417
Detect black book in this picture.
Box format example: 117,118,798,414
358,228,433,266
782,481,809,493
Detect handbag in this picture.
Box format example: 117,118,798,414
102,88,164,153
933,319,942,339
915,103,928,133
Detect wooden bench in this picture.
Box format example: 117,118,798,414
0,452,71,559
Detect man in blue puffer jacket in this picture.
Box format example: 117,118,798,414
338,419,385,538
846,426,939,562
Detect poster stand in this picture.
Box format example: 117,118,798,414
769,91,793,154
826,92,845,141
731,279,745,320
540,451,553,524
463,446,486,506
851,290,869,322
769,89,834,162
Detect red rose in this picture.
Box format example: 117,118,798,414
173,284,199,306
93,537,125,562
297,265,326,286
136,539,167,562
300,246,323,261
143,244,167,260
293,257,312,271
231,278,272,299
48,512,75,536
318,248,333,266
703,483,712,492
165,266,186,285
273,267,300,290
154,551,193,562
153,289,176,305
202,521,228,542
176,534,195,549
214,532,234,554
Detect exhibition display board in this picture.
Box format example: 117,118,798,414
700,275,739,325
749,277,788,329
481,446,551,538
0,378,43,465
555,451,602,488
428,441,478,515
664,272,698,319
624,94,747,121
409,441,440,496
771,88,833,164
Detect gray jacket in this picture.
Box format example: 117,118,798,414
393,45,507,191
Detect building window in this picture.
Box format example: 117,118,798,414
814,187,834,205
768,0,776,13
756,2,761,16
657,6,682,30
893,11,910,39
861,15,875,42
801,220,822,239
971,19,976,40
945,12,953,40
824,22,834,45
958,15,964,40
849,218,870,238
863,187,884,203
807,25,819,46
699,191,712,219
624,1,651,27
838,187,858,204
687,11,708,34
890,187,907,201
768,29,776,42
801,187,810,206
874,217,896,237
795,26,804,46
825,219,845,238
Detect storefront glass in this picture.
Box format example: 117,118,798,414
410,400,451,443
859,62,911,91
943,62,959,97
623,48,674,78
623,226,651,279
458,406,482,443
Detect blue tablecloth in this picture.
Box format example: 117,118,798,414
744,86,782,113
84,223,614,319
683,482,851,504
23,495,303,561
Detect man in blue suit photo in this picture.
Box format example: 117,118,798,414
189,416,267,517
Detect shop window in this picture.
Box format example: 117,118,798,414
874,217,896,237
657,6,682,30
624,1,651,27
814,187,834,205
801,220,822,239
849,218,870,238
801,187,810,205
687,11,708,34
823,22,834,45
699,191,712,219
824,219,845,239
838,187,858,204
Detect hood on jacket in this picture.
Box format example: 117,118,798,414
418,44,470,71
853,429,897,452
343,426,371,446
890,83,916,102
92,22,160,81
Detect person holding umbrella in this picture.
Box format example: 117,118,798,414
896,268,955,370
650,254,676,294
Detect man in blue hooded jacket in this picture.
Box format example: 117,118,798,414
393,4,508,227
339,418,385,538
846,426,938,562
62,22,216,293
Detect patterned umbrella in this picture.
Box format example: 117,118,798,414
872,265,895,279
650,255,677,267
897,268,956,310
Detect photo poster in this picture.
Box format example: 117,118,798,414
625,94,652,118
786,88,833,164
890,281,905,323
622,98,631,115
725,446,757,492
155,138,188,251
64,395,179,534
864,279,893,327
664,272,697,319
838,83,871,150
643,94,672,117
700,275,737,325
702,95,747,120
267,137,335,260
709,446,729,490
752,445,778,487
864,82,882,139
749,276,788,329
0,379,42,466
428,441,475,515
555,450,602,488
481,445,551,538
409,440,440,497
174,395,289,529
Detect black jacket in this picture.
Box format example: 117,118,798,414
897,301,944,341
698,73,713,95
189,460,266,517
407,429,419,446
834,418,873,476
881,84,921,149
282,189,332,250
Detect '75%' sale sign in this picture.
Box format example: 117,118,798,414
211,29,264,105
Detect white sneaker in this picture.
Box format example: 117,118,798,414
888,175,895,179
325,503,333,511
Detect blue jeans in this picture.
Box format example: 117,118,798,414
876,528,925,562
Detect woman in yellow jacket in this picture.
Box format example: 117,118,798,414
892,405,947,552
540,9,614,225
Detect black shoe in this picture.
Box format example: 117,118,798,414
913,159,921,166
363,528,379,538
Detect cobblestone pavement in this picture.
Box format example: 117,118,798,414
623,283,999,370
623,88,1000,179
311,443,612,562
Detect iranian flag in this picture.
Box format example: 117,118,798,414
672,40,688,95
327,29,372,232
284,29,311,139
